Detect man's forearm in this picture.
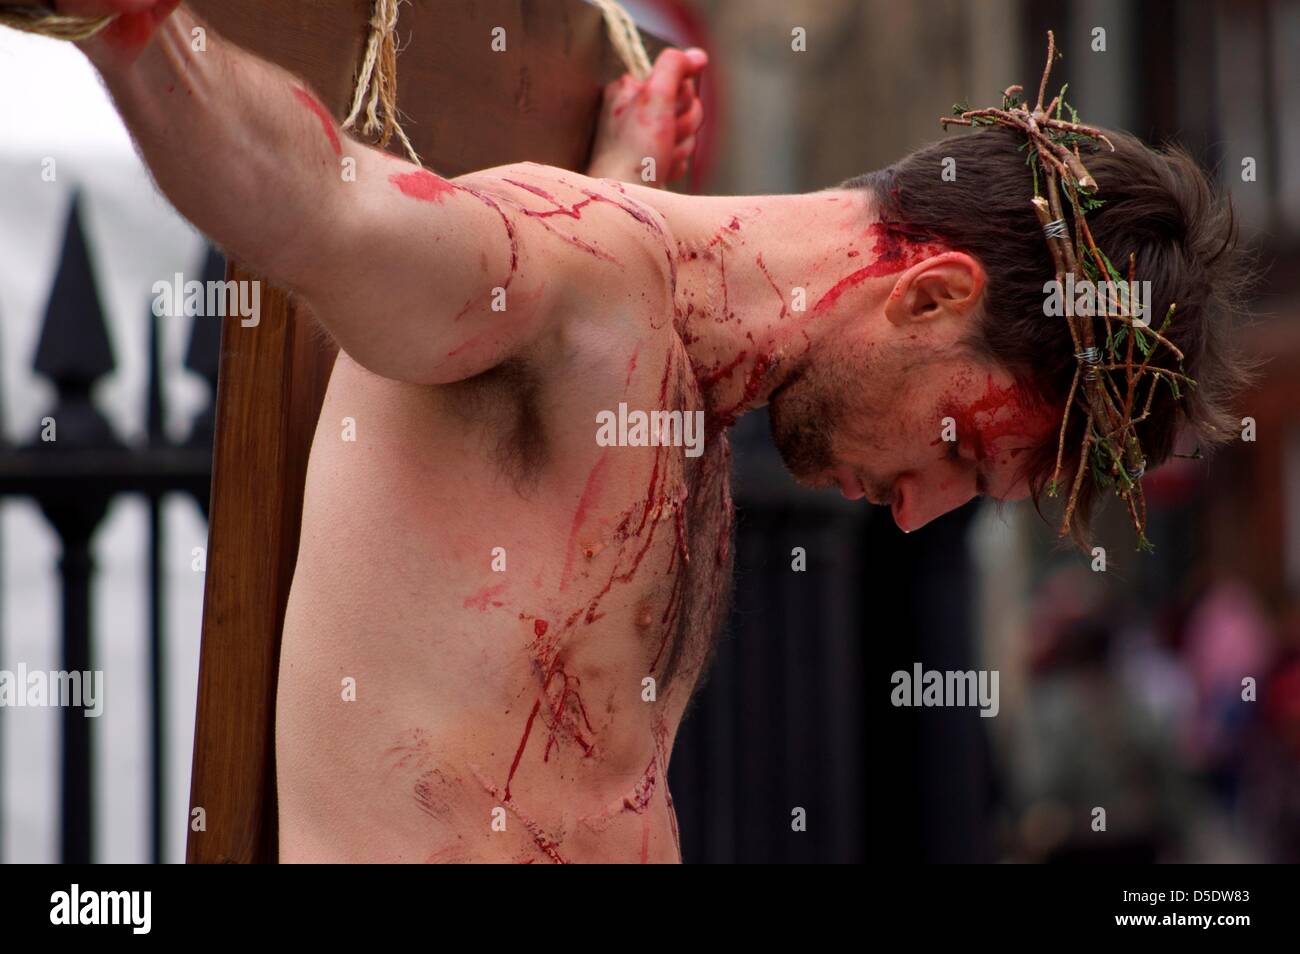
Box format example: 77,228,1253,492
82,4,355,294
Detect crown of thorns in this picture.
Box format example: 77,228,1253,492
940,31,1194,551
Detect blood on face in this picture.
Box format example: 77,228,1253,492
936,373,1056,485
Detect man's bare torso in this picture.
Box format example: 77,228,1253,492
276,168,735,863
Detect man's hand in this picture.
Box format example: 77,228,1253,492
587,47,707,188
62,0,180,68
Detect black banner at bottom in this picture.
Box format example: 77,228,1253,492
0,862,1289,940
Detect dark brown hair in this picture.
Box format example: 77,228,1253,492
842,127,1255,546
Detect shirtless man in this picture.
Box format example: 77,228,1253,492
69,1,1245,862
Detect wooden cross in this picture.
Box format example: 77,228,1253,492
180,0,664,863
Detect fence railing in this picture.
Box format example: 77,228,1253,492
0,195,219,863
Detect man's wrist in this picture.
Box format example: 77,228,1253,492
588,149,656,187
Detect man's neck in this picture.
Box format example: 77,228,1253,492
633,185,881,425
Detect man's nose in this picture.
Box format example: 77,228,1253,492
892,471,977,533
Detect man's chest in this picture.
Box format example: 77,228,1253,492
284,335,733,859
309,328,733,694
446,328,734,697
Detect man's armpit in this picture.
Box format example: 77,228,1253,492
440,356,550,495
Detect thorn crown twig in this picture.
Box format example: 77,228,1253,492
940,31,1195,551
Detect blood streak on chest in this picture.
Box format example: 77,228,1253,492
624,342,641,392
559,450,613,592
462,581,508,611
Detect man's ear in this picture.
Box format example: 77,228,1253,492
883,252,985,327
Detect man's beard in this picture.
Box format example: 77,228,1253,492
768,373,894,504
768,375,838,483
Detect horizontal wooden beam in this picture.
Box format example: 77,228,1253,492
188,0,664,172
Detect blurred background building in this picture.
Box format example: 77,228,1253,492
1,0,1297,863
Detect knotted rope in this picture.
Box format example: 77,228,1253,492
590,0,652,81
341,0,420,164
0,6,113,41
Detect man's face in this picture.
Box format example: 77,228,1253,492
768,331,1059,532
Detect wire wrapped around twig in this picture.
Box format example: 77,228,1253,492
940,31,1195,550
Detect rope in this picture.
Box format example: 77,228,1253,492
0,7,114,41
342,0,421,166
590,0,652,81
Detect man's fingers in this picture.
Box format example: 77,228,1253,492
676,98,703,138
603,74,634,102
675,77,696,114
647,48,694,103
672,137,697,164
645,47,708,115
682,47,709,74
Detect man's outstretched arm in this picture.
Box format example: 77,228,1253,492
74,2,703,383
74,2,578,384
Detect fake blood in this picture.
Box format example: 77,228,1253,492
494,179,627,266
542,669,596,761
938,375,1050,462
755,254,789,320
504,660,594,799
100,0,180,56
473,766,570,863
712,352,775,427
812,223,944,314
559,450,612,591
697,350,747,390
390,169,458,203
579,352,679,627
292,87,342,157
486,347,714,861
460,186,519,285
623,342,641,391
504,699,541,801
463,581,508,611
502,178,593,218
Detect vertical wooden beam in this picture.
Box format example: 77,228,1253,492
189,274,335,863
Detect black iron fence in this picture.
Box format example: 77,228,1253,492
0,195,218,863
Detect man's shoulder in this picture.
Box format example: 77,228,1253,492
461,161,675,259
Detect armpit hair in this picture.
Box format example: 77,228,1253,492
441,356,549,495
